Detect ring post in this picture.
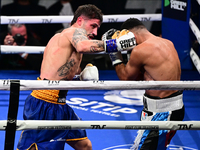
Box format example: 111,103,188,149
162,0,192,69
4,80,20,150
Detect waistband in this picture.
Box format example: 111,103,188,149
143,91,183,112
31,77,68,105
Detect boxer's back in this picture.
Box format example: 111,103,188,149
142,36,181,97
143,36,181,81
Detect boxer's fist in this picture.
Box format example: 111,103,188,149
108,30,124,65
111,30,120,39
104,29,136,53
102,28,117,41
80,63,99,81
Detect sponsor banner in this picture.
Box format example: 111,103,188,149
162,0,192,69
163,0,188,21
66,90,144,117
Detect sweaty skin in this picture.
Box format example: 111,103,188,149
40,18,104,81
32,17,104,150
114,28,181,98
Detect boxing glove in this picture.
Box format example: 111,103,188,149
102,28,117,41
108,30,124,66
80,63,99,81
109,51,123,66
104,29,136,53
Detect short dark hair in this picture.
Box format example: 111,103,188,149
121,18,145,30
71,4,103,25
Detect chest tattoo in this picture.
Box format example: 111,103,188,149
57,59,76,78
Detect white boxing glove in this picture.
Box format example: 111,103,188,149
80,63,99,81
104,29,136,53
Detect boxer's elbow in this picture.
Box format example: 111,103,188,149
116,73,129,80
117,70,138,81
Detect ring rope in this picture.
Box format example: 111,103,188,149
189,18,200,73
190,48,200,74
1,18,197,55
189,18,200,44
196,0,200,5
1,80,200,91
0,11,199,150
0,120,199,130
1,45,45,54
0,45,128,54
1,14,161,24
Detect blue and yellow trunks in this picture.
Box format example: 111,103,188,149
31,77,68,105
17,77,88,150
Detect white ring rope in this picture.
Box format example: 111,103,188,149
189,18,200,73
1,14,161,24
196,0,200,5
0,45,127,54
0,120,199,130
1,80,200,91
1,45,45,54
189,18,200,44
190,48,200,74
0,11,199,149
0,14,160,54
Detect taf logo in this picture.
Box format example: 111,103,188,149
3,80,10,86
48,80,60,85
9,19,19,24
91,125,106,129
108,18,118,22
42,19,52,23
178,124,193,129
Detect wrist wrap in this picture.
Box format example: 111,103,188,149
105,39,118,52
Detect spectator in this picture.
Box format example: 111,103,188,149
0,24,43,70
46,0,74,40
1,0,48,45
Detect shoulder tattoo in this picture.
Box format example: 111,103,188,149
72,29,88,48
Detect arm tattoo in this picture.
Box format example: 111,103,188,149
90,41,104,52
57,59,76,79
72,29,88,48
90,46,98,52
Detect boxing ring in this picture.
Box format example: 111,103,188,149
1,4,200,150
0,71,200,150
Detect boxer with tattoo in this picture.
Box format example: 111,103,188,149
17,4,104,150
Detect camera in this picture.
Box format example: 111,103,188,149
13,34,25,45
